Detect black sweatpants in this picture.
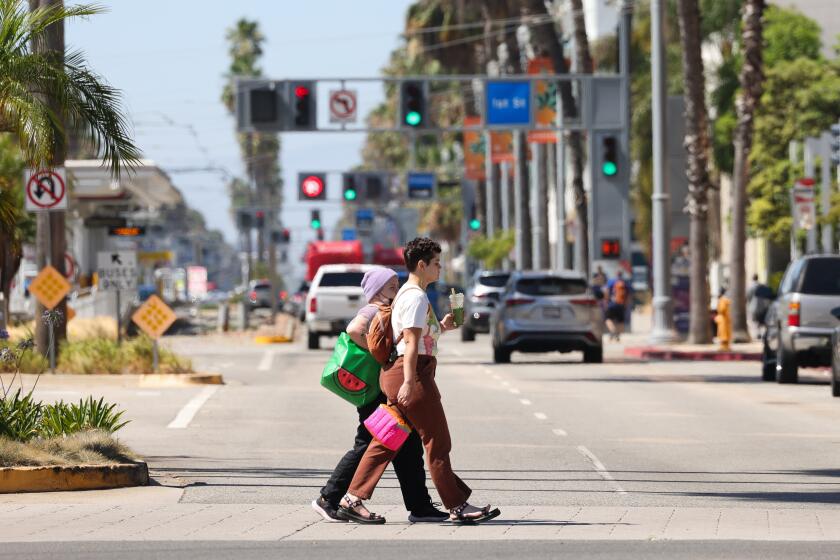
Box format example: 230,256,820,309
319,393,431,511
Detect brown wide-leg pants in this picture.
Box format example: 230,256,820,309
348,355,471,509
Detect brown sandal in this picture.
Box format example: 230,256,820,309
449,503,501,525
336,495,386,525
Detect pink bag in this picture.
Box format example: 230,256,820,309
364,404,412,451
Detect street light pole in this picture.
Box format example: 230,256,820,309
649,0,677,342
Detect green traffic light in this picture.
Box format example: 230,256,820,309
311,219,321,229
602,161,618,177
405,111,422,126
469,218,481,231
344,189,357,201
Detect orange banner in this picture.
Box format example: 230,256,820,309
490,130,514,163
527,57,558,144
463,116,485,180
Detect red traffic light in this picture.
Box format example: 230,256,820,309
301,175,324,198
601,239,621,258
295,86,310,98
255,210,265,218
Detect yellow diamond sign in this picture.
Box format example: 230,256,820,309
131,295,177,339
29,265,71,310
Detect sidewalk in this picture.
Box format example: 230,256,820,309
616,310,763,362
0,494,838,542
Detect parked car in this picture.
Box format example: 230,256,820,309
761,255,840,383
462,270,510,342
305,264,372,350
831,307,840,397
490,270,604,364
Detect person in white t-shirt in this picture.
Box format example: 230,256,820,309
340,237,501,525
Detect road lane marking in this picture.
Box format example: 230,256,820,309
519,399,532,406
509,388,521,394
534,412,547,420
552,428,568,437
577,445,627,494
167,387,219,429
451,348,464,357
501,381,510,387
492,375,501,380
257,349,275,371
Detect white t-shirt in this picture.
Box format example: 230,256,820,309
392,284,440,357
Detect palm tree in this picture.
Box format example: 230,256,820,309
0,1,139,174
0,0,139,339
676,0,714,343
221,19,281,273
730,0,766,342
523,0,590,275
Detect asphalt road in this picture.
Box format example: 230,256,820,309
5,327,840,558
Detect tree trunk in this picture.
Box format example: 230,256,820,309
731,0,766,343
517,131,533,269
522,0,589,276
676,0,714,344
30,0,67,355
569,0,594,73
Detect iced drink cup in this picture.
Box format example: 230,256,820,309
449,292,465,327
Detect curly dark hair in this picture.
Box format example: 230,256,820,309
403,237,441,272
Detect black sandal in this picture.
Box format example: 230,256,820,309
449,503,501,525
336,495,387,525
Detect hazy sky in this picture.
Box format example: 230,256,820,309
66,0,414,252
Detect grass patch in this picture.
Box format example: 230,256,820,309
0,430,137,467
58,336,192,375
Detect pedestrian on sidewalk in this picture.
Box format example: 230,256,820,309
337,237,500,525
312,266,448,524
605,271,628,341
715,287,732,352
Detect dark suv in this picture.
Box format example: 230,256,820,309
762,255,840,383
461,270,510,342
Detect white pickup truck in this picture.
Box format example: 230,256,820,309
305,264,375,350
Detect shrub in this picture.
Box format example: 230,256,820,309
57,337,123,374
0,389,43,442
39,396,130,438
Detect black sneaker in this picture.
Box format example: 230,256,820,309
311,496,347,523
408,502,449,523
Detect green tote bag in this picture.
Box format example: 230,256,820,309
320,332,382,407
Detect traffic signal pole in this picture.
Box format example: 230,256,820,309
649,0,678,343
484,131,495,236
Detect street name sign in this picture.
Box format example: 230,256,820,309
329,89,358,123
356,208,374,232
485,81,531,126
407,172,436,200
25,168,67,212
96,251,138,291
29,265,70,310
131,295,176,339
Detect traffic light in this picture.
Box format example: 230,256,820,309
236,80,286,133
298,172,327,200
830,123,840,165
467,203,481,231
601,238,621,259
310,209,321,230
365,174,383,199
250,88,278,125
290,81,316,130
282,228,290,243
271,228,291,244
255,210,265,229
236,209,252,229
601,136,618,177
400,81,426,128
343,174,358,201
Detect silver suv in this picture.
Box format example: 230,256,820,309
462,270,510,342
762,255,840,383
490,271,603,364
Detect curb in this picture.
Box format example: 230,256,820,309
624,346,762,361
0,462,149,494
138,372,224,387
254,335,292,344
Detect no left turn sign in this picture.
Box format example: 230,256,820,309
25,168,67,211
329,89,357,123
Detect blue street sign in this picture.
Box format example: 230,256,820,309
485,81,531,126
407,172,436,200
356,208,374,230
341,228,357,240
